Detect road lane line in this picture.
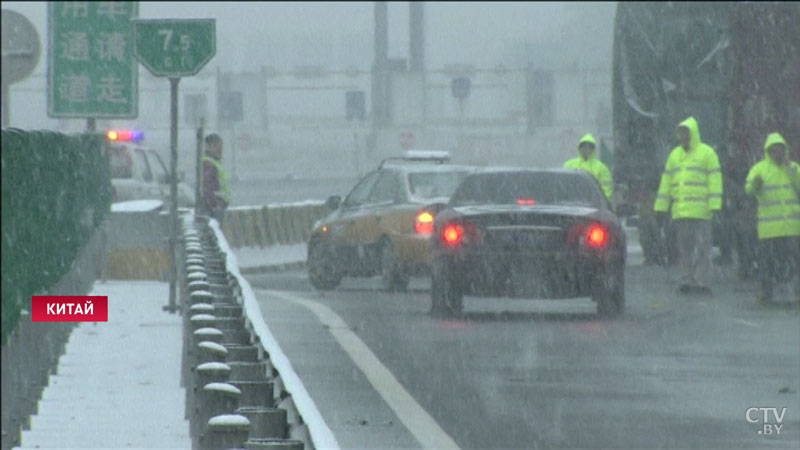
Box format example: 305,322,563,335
212,220,340,450
263,289,462,450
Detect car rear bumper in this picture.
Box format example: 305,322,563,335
433,247,622,299
393,233,433,268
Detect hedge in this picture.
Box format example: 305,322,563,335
1,129,111,344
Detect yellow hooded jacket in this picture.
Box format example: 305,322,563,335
653,117,723,220
563,133,613,200
744,132,800,239
202,155,232,204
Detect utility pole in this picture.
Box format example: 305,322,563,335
409,2,426,126
525,62,535,135
372,1,388,132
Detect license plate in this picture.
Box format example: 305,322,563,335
513,231,557,248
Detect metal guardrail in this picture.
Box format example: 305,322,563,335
181,214,338,449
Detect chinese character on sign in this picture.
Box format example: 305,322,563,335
58,73,90,103
96,32,127,62
97,75,127,104
49,1,138,117
97,2,129,21
61,31,90,61
60,2,89,18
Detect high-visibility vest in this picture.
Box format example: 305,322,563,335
654,117,723,220
744,133,800,239
564,134,613,200
203,156,231,204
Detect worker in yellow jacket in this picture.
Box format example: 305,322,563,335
654,117,723,295
744,132,800,305
564,133,613,201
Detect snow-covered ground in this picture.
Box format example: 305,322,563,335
232,243,307,271
13,228,641,449
16,281,190,450
110,200,164,213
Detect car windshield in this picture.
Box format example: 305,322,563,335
450,171,607,209
407,171,469,200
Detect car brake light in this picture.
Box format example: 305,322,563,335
586,224,608,247
517,198,536,205
442,223,464,246
415,211,434,234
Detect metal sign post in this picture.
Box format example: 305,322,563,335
133,18,216,314
195,117,205,217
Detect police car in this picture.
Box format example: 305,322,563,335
107,130,195,208
307,151,474,291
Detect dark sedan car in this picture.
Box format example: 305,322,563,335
430,168,626,318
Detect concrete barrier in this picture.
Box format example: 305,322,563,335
222,202,329,249
105,203,170,280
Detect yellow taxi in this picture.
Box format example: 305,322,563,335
308,151,474,291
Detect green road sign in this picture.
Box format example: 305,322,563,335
47,2,138,118
133,19,215,77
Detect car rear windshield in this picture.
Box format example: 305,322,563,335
450,171,607,208
408,171,470,199
109,146,152,181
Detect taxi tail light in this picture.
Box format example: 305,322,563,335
415,210,435,234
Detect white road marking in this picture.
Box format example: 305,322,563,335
731,318,760,328
262,289,462,450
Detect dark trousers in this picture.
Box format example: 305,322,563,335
210,208,226,228
758,236,800,299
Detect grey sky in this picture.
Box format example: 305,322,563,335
3,2,615,73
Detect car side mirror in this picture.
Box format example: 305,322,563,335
326,195,342,211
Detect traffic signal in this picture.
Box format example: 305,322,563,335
527,70,554,132
219,91,244,123
346,90,366,121
451,77,471,99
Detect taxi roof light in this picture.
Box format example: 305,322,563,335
403,150,450,162
379,150,451,169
